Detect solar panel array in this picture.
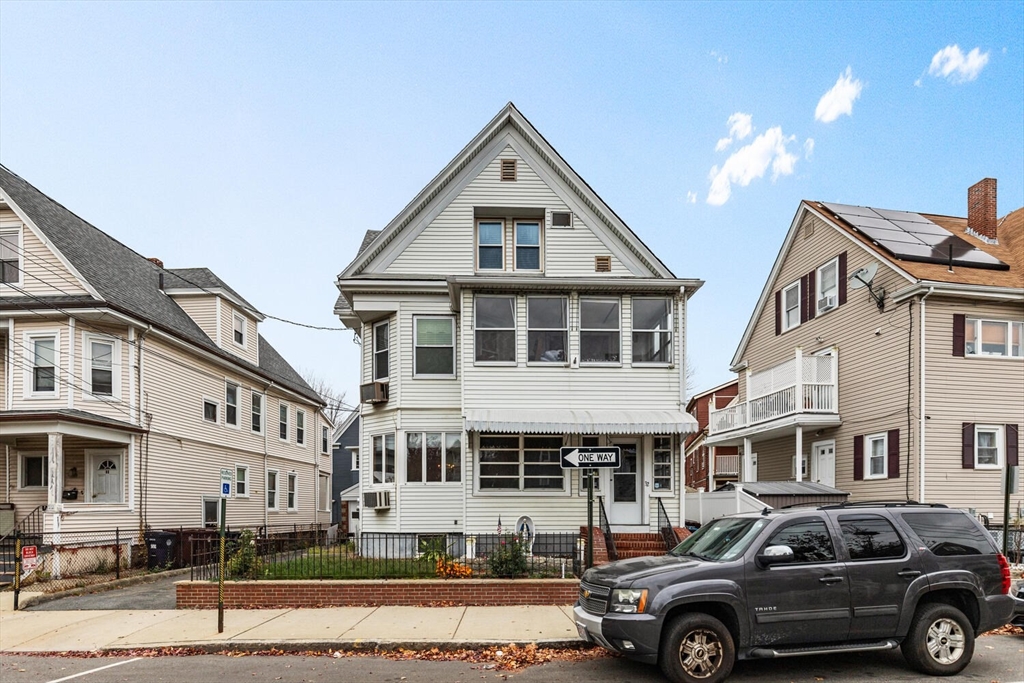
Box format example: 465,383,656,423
822,202,1008,271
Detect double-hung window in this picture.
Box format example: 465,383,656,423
527,296,567,363
514,220,541,270
816,258,839,314
406,432,462,483
26,333,58,396
965,318,1023,357
372,433,395,484
84,334,117,398
225,382,239,427
232,313,246,347
632,297,673,364
414,317,455,376
974,425,1003,468
322,426,330,454
477,220,504,270
267,470,279,510
251,392,263,433
580,298,620,363
235,465,249,497
279,403,289,441
296,410,305,445
478,435,564,491
20,454,47,488
287,473,297,510
373,321,390,381
475,295,516,362
0,228,21,285
865,433,887,479
782,282,800,331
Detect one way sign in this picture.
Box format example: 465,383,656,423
560,446,621,468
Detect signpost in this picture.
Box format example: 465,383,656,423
218,469,230,633
561,447,621,570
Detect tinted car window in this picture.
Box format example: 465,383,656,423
839,515,906,560
901,511,994,556
763,520,836,563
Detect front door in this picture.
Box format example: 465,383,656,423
89,453,122,503
813,441,836,487
608,441,641,525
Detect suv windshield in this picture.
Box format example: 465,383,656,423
670,517,770,561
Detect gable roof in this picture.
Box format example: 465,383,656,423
685,379,739,413
729,199,1024,370
0,164,321,405
164,267,263,318
338,102,676,280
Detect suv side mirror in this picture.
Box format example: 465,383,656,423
756,544,795,569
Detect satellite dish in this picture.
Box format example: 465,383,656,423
848,263,878,290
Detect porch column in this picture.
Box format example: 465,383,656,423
795,426,803,482
47,432,64,510
742,437,752,482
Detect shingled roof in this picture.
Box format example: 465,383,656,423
0,164,321,405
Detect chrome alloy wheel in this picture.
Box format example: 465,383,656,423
926,617,966,665
677,628,725,679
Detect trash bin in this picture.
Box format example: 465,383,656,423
146,531,177,569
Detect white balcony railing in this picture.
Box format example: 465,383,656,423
709,351,837,436
714,454,740,475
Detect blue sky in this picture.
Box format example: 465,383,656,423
2,1,1021,409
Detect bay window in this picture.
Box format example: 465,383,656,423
414,317,455,376
406,431,462,483
372,433,395,484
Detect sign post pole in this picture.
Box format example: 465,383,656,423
560,447,620,571
13,531,21,611
586,470,594,570
218,467,231,634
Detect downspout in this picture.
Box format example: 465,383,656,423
919,287,934,502
264,381,275,529
137,325,151,538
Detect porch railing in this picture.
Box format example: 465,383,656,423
709,351,837,435
597,497,617,562
657,498,679,551
714,454,740,475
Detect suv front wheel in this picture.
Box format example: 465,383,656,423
901,603,975,676
659,613,735,683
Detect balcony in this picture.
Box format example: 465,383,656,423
707,351,839,443
714,454,739,476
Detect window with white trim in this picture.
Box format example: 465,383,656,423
25,332,58,397
351,449,359,471
782,282,800,332
296,409,305,445
287,473,297,510
580,298,621,364
235,465,249,497
319,472,330,511
477,219,504,270
267,469,279,510
20,453,47,488
965,318,1023,358
203,397,219,423
372,433,395,484
406,432,462,483
84,334,119,399
974,425,1003,468
632,297,673,364
225,382,239,427
373,321,390,381
251,392,263,433
865,433,887,479
0,228,21,285
203,496,221,528
514,220,541,271
322,425,329,454
279,403,289,440
414,317,455,376
232,313,246,347
527,296,567,363
653,436,674,492
816,258,839,314
478,434,565,491
792,452,810,479
475,295,516,362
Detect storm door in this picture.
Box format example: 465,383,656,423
608,441,641,525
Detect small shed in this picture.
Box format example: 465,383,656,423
716,481,850,509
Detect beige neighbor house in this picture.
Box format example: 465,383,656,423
0,165,332,540
334,103,702,544
706,179,1023,523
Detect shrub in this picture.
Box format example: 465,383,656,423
436,559,473,578
487,535,528,577
226,529,262,579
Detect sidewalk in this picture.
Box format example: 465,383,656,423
0,602,583,653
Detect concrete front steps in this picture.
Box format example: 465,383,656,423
612,532,671,560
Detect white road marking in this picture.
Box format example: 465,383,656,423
46,658,143,683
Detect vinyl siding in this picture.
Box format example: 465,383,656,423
0,209,91,297
11,319,68,409
171,295,219,346
73,322,134,424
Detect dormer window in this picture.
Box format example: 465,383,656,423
232,313,246,347
477,220,504,270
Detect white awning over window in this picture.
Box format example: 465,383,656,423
464,409,698,435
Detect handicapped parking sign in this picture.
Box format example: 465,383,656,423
220,468,232,498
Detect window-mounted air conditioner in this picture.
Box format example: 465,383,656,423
817,295,837,312
360,381,389,404
363,490,391,510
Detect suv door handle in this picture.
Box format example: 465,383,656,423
819,575,844,584
897,569,921,578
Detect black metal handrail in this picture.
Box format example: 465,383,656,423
657,497,679,551
597,497,617,562
0,504,46,574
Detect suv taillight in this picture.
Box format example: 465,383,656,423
997,554,1011,594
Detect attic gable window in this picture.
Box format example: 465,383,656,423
816,258,839,314
514,221,541,270
500,159,517,181
0,228,21,285
782,281,800,332
477,220,504,270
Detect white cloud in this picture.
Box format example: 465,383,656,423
927,45,989,83
707,126,798,206
710,50,728,64
803,138,815,160
814,67,863,123
686,191,698,204
715,137,733,152
714,112,753,152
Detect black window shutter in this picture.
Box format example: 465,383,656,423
962,423,975,469
775,290,782,336
853,435,864,480
887,428,900,479
807,269,816,321
952,314,966,357
800,274,809,324
1007,424,1019,467
838,252,848,306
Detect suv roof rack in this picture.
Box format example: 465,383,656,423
818,500,949,510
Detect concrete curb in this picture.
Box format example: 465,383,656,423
13,568,191,610
93,638,590,653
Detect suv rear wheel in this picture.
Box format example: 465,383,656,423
901,603,975,676
659,613,735,683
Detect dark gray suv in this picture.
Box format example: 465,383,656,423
574,503,1015,683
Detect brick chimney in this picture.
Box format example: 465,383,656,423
967,178,997,241
148,257,164,268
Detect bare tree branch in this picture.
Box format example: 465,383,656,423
300,370,349,426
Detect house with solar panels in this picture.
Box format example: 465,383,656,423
334,103,703,544
706,179,1023,522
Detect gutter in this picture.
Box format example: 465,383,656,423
919,287,934,502
892,281,1024,304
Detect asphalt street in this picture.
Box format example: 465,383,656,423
24,573,181,611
